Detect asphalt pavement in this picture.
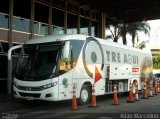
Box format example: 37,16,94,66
0,92,160,119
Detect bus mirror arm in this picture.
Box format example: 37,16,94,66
62,41,70,59
7,45,22,94
8,45,23,60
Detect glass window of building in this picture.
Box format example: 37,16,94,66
35,2,49,36
0,13,8,29
80,17,89,35
91,21,98,37
0,55,7,78
67,13,77,34
0,0,9,14
0,0,9,29
1,42,9,53
14,0,31,19
34,22,48,36
52,8,64,35
52,26,64,35
13,17,30,32
13,0,31,32
35,2,49,23
52,0,65,11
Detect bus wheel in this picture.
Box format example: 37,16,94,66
79,85,91,105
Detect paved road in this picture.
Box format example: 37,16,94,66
0,92,160,119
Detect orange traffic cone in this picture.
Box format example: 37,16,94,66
90,84,97,107
127,80,134,103
156,79,159,94
142,81,148,99
72,83,77,110
159,80,160,93
135,80,139,101
148,80,153,97
112,84,119,105
158,80,160,93
154,79,158,95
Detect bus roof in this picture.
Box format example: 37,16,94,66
96,37,150,54
25,34,151,54
25,34,88,44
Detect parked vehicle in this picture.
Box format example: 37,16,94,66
9,34,153,105
152,73,160,86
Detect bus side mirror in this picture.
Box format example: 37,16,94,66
62,41,71,59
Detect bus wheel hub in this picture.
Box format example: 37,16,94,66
81,89,88,102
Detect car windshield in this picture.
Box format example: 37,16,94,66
15,41,62,80
155,73,160,77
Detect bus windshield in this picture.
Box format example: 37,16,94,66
15,41,62,80
15,40,84,81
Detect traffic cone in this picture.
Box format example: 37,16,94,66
135,80,139,101
154,79,158,95
158,80,160,93
90,84,97,107
142,81,148,99
156,79,159,94
72,83,77,110
159,80,160,93
127,80,134,103
148,80,153,97
112,84,119,105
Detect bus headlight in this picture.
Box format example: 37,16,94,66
42,82,57,89
14,81,19,88
13,81,58,90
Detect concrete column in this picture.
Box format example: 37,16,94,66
7,0,14,94
29,0,35,39
48,0,53,35
98,11,106,39
64,0,67,34
102,12,106,39
77,8,80,34
88,11,92,36
8,0,13,48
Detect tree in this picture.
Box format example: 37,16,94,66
153,56,160,69
106,21,150,47
120,24,128,45
127,21,150,47
106,24,121,42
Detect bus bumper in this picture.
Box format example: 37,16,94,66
13,85,58,101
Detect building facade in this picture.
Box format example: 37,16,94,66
0,0,107,93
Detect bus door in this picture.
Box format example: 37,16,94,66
105,65,113,93
58,41,73,100
58,71,73,100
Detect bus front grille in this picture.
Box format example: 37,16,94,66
19,92,41,98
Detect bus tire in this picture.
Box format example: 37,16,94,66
78,85,91,105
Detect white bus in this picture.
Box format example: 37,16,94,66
13,34,153,105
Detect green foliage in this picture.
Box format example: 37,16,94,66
106,21,150,47
153,56,160,69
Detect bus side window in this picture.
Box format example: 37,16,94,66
59,40,84,74
59,41,72,74
59,58,71,73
